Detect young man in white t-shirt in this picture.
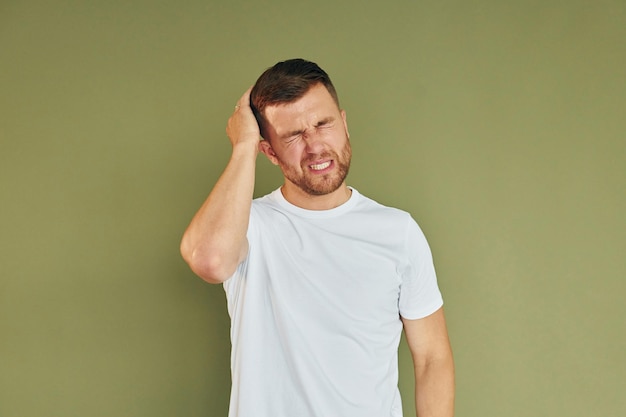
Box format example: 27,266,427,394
181,59,455,417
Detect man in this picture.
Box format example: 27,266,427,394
180,58,454,417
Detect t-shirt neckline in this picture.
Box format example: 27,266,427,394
269,186,360,219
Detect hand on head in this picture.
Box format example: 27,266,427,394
226,87,261,148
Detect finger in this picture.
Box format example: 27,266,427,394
235,86,253,110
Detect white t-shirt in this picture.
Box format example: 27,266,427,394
223,187,443,417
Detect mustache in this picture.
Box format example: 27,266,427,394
302,152,335,164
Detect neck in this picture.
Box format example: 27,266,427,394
280,183,352,210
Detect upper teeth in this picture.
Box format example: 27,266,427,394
310,161,331,170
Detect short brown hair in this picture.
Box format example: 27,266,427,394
250,58,339,138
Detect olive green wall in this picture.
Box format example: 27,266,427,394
1,1,624,416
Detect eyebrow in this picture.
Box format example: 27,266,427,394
279,116,336,140
280,128,305,140
315,116,334,127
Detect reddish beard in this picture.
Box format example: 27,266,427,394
277,140,352,196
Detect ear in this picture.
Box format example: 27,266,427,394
341,109,350,139
259,140,279,166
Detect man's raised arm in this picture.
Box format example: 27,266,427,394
180,88,261,283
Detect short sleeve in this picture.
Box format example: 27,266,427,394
398,216,444,319
222,204,259,292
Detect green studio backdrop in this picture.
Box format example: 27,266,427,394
1,1,624,416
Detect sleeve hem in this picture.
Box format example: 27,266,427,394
400,299,444,321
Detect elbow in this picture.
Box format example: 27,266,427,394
180,242,237,284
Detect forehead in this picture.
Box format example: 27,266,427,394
263,84,340,135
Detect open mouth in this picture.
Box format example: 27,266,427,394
309,161,332,171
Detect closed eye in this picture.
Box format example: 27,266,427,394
284,134,301,144
281,129,304,143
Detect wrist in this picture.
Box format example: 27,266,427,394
231,140,259,159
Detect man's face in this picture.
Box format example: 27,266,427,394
260,83,351,196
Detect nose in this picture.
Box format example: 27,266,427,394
303,132,325,154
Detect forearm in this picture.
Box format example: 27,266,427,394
414,355,455,417
180,141,258,282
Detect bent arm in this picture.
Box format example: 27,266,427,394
180,88,260,283
402,307,455,417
